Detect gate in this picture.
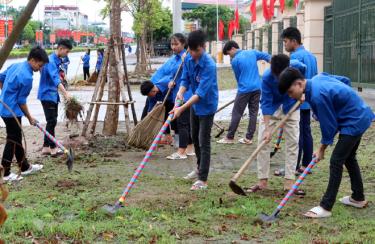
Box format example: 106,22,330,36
324,0,375,88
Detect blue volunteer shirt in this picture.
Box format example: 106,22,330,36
181,51,218,116
290,45,318,110
62,56,70,74
38,53,62,103
231,49,270,94
261,60,306,115
96,53,103,71
0,61,33,117
305,73,373,145
82,53,90,68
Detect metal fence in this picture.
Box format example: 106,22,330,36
324,0,375,88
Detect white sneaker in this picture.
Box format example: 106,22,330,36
4,172,23,182
186,151,196,156
216,138,235,144
183,170,198,180
21,164,44,176
166,152,187,160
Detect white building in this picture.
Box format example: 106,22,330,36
44,5,88,31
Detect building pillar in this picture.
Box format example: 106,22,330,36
254,28,260,51
233,34,244,49
304,0,332,72
262,27,268,53
247,31,253,50
172,0,182,33
297,10,305,40
271,20,280,55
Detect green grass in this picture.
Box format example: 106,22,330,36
1,123,375,242
217,67,237,90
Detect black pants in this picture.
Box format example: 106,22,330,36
191,110,214,182
1,117,30,176
41,101,58,149
320,134,365,211
164,100,174,135
227,90,260,140
297,109,313,168
141,98,149,120
83,67,90,80
177,106,192,148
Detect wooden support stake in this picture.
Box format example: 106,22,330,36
81,49,110,137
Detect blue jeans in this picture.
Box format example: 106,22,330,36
297,109,313,168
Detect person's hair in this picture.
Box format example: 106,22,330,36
222,41,239,55
97,48,104,55
171,33,187,48
187,30,206,50
57,39,73,50
271,54,290,77
87,49,91,55
278,67,305,94
140,80,155,96
27,46,49,63
280,27,302,44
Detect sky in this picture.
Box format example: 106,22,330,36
7,0,134,32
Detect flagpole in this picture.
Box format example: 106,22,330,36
236,0,238,35
216,0,219,64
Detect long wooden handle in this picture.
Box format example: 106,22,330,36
162,50,189,105
216,99,235,114
231,101,301,182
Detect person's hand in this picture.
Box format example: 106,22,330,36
313,147,325,161
28,117,37,126
299,93,306,104
65,92,72,101
263,127,272,143
168,81,175,89
170,107,182,120
175,92,184,103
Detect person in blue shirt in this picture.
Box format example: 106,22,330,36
248,54,306,195
38,39,72,157
281,27,317,174
82,49,90,80
60,56,70,89
172,30,218,191
95,48,104,74
62,56,70,75
217,40,270,145
164,33,194,160
278,68,373,218
0,47,49,182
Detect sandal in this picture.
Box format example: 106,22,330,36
295,168,312,175
339,196,368,208
216,138,235,144
190,180,208,191
238,138,252,145
284,188,306,196
245,185,266,193
274,169,285,177
303,206,332,218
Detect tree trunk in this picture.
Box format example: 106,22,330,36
0,0,39,69
102,0,122,135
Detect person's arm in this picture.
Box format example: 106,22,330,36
231,58,240,82
48,62,71,100
255,50,271,62
260,73,275,142
176,62,190,101
17,79,35,125
0,67,9,90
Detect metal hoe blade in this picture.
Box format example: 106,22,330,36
66,148,74,172
215,128,225,138
229,180,247,196
102,203,122,215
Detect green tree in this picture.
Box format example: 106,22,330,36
152,7,172,42
183,5,250,41
21,23,34,42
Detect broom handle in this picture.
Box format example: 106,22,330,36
215,99,235,114
115,100,182,206
231,101,301,182
162,50,189,106
275,157,318,212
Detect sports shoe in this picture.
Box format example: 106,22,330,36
183,170,198,180
190,180,208,191
186,151,196,156
21,164,44,176
4,172,23,182
216,138,235,144
166,152,187,160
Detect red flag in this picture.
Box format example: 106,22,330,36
280,0,285,13
234,8,240,30
219,19,224,41
294,0,299,8
250,0,256,23
262,0,276,21
228,20,235,39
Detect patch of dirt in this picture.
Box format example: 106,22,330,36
55,180,81,189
